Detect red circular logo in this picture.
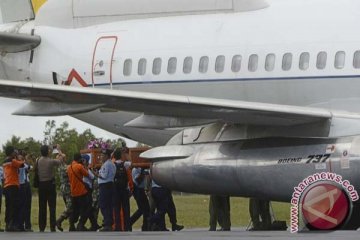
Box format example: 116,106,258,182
301,183,350,230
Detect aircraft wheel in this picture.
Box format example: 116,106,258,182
342,200,360,230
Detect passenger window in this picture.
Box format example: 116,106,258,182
334,51,345,69
138,58,146,76
265,54,275,72
123,59,132,76
248,54,258,72
299,52,310,70
199,56,209,73
183,56,193,74
215,55,225,73
282,53,292,71
152,58,162,75
316,51,327,69
353,51,360,69
167,57,177,74
231,55,241,72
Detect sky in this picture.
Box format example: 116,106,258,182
0,97,136,148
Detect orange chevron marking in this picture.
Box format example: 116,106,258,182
64,69,88,87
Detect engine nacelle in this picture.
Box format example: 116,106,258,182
148,136,360,202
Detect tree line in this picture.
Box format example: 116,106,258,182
0,120,127,191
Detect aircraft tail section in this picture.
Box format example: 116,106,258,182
31,0,47,14
0,0,35,23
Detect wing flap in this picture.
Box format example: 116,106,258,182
0,80,332,126
13,101,105,116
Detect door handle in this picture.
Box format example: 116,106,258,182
94,70,105,76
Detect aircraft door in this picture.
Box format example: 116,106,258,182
92,36,118,88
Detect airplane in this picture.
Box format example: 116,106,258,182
1,0,360,229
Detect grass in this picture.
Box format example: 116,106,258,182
1,194,290,231
172,195,290,228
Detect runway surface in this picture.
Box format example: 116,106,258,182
0,228,359,240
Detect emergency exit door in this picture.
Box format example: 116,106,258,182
92,36,118,88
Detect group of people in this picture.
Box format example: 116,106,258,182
0,144,184,232
0,144,277,233
0,146,33,232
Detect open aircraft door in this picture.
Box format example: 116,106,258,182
92,36,118,88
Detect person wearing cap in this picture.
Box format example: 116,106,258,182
37,145,64,232
67,153,90,231
98,149,116,231
2,146,24,232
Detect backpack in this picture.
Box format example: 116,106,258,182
114,161,128,189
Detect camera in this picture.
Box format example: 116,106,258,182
141,169,149,175
52,145,61,155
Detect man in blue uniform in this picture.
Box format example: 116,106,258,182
97,149,116,231
130,167,150,231
149,179,183,231
17,151,33,231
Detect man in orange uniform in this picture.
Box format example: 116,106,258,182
67,153,89,231
2,146,24,232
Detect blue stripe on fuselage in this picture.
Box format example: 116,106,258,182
88,74,360,87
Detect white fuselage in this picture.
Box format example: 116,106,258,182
1,0,360,145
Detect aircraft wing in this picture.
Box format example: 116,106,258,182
0,79,333,127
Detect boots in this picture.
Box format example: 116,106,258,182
56,217,64,232
69,218,76,232
172,224,184,231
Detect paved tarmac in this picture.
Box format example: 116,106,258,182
0,228,359,240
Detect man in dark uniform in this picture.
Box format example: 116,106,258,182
209,195,231,231
17,151,33,231
37,145,63,232
149,180,168,231
167,191,184,231
249,198,271,230
113,149,131,231
130,167,150,231
149,179,184,231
